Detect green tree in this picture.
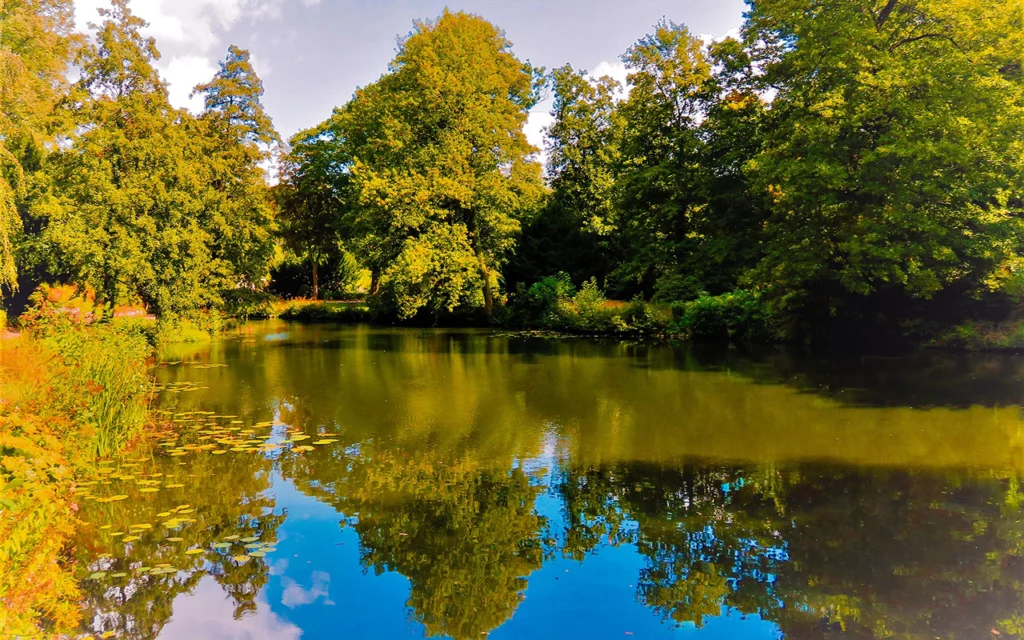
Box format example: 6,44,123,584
744,0,1024,336
28,1,276,317
611,22,714,299
277,121,348,300
324,10,545,319
0,0,77,296
507,65,621,289
194,45,280,291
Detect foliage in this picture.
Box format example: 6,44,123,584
0,0,78,297
509,273,667,335
220,289,277,320
743,0,1024,336
279,300,371,324
300,10,546,319
670,290,769,342
23,1,276,318
0,320,153,634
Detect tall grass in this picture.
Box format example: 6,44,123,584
39,322,153,457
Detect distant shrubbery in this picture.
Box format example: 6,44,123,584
510,274,669,336
279,301,372,324
669,290,770,342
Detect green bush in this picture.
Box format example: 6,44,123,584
221,289,276,320
155,311,223,346
671,290,769,342
513,273,576,328
280,301,371,323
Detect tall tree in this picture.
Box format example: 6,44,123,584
507,65,621,289
323,10,545,319
277,121,347,300
27,0,265,316
0,0,77,297
611,21,716,300
744,0,1024,336
194,45,280,290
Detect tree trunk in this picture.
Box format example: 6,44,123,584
477,249,494,319
370,267,381,296
312,259,319,301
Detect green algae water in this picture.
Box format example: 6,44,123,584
72,323,1024,639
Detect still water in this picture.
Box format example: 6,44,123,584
75,323,1024,639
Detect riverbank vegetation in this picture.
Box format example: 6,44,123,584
3,0,1024,347
0,314,153,633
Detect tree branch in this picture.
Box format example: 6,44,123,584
875,0,900,29
888,32,966,54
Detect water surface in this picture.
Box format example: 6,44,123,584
75,323,1024,639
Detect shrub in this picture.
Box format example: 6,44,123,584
620,296,670,335
155,311,224,346
671,290,770,342
221,289,276,320
513,273,576,328
280,301,372,324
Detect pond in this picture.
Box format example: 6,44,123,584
74,322,1024,639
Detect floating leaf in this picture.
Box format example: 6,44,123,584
166,537,184,542
240,536,259,543
185,549,205,555
122,535,141,542
89,572,107,580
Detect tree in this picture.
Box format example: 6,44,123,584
744,0,1024,337
194,45,280,291
0,0,77,297
322,10,545,319
506,65,621,289
611,22,716,300
277,121,348,300
27,1,277,317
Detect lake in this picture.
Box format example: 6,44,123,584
73,322,1024,639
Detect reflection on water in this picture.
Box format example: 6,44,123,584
75,323,1024,639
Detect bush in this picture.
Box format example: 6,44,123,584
279,301,372,324
512,273,576,328
221,289,276,320
510,275,669,336
155,310,224,346
671,290,769,342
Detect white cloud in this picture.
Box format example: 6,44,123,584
592,60,629,90
160,576,302,640
699,26,742,46
281,571,333,608
73,0,292,112
162,54,217,111
525,108,554,156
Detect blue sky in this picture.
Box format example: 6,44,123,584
72,0,746,146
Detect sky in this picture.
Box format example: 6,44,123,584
71,0,747,148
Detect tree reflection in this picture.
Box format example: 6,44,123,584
283,445,547,639
557,460,1024,637
74,437,285,639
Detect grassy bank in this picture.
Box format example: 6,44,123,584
0,320,153,634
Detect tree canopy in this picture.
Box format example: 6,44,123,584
3,0,1024,343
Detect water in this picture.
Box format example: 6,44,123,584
74,322,1024,639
